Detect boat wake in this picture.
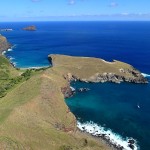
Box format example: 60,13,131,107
77,121,139,150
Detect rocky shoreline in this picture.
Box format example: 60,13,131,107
49,54,148,99
77,121,138,150
63,71,147,84
61,71,148,98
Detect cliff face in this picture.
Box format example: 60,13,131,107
0,35,10,54
49,54,148,84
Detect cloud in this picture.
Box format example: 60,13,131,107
68,0,76,5
109,2,118,7
67,0,88,5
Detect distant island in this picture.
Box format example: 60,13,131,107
0,35,147,150
22,25,37,31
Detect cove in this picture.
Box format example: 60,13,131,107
65,81,150,150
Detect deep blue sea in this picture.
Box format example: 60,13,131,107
0,21,150,150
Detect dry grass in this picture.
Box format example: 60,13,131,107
49,54,139,80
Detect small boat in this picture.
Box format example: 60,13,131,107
137,104,140,109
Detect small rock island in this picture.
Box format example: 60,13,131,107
22,25,37,31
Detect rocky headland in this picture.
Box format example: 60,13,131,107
49,54,147,84
22,25,37,31
0,35,11,54
48,54,148,98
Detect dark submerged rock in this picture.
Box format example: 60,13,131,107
78,88,90,92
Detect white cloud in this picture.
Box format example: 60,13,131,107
109,2,118,7
68,0,76,5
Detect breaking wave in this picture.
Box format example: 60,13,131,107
142,73,150,78
77,121,139,150
7,48,13,52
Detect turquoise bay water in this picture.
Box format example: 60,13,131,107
66,81,150,150
1,21,150,149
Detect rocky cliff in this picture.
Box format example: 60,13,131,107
0,35,10,54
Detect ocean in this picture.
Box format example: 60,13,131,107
1,21,150,150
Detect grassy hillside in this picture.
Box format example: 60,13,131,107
0,56,20,98
0,56,111,150
0,56,18,79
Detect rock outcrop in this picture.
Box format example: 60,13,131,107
22,25,36,31
0,35,11,54
61,86,75,98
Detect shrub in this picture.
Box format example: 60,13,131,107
59,145,73,150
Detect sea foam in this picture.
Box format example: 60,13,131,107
142,73,150,78
11,62,17,67
77,121,139,150
9,56,15,60
2,51,6,55
7,48,13,52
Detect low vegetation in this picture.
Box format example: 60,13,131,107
0,55,48,98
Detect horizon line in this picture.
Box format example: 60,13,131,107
1,20,150,22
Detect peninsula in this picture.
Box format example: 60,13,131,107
49,54,147,84
0,36,147,150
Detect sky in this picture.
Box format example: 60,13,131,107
0,0,150,21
